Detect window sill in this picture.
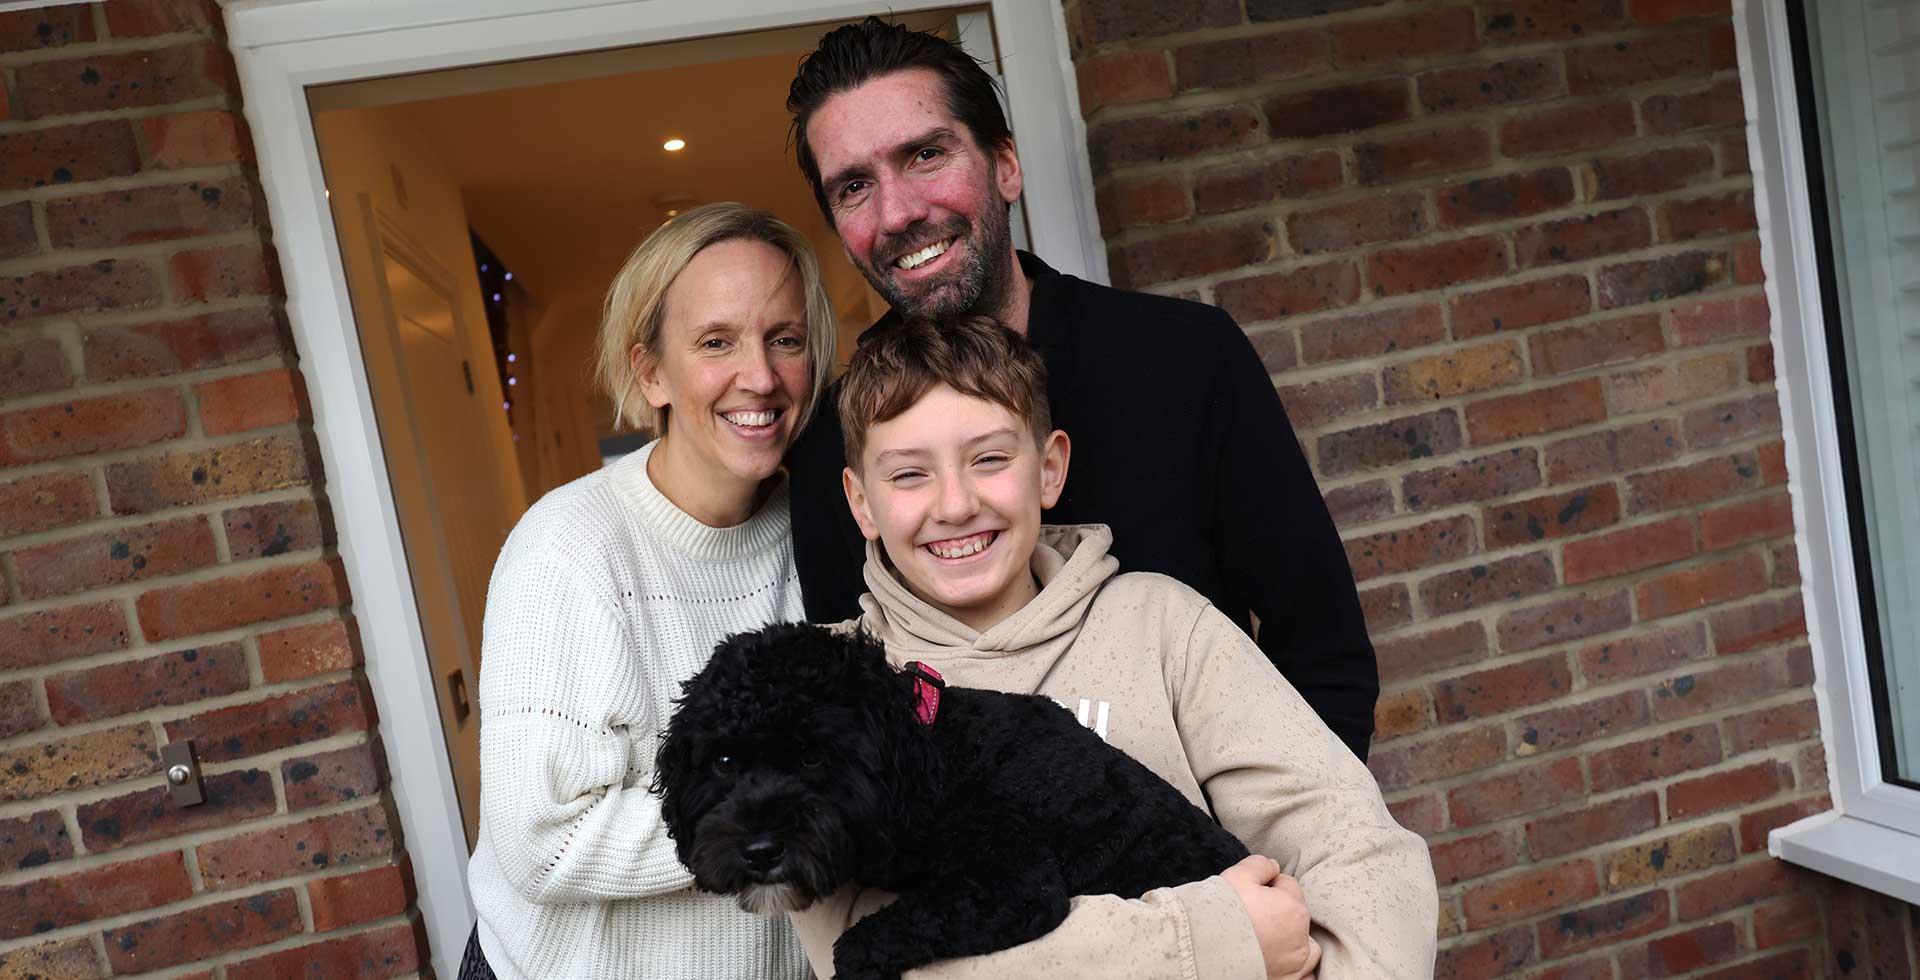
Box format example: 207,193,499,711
1772,810,1920,904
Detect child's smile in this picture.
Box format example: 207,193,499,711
843,384,1069,633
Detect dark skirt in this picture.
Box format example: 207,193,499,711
458,925,496,980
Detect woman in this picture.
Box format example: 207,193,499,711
460,203,835,980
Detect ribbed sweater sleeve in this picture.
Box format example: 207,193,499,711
477,540,693,904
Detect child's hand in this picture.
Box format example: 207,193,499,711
1220,855,1321,980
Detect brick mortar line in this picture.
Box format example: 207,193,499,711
0,601,338,700
1131,222,1754,301
0,724,376,825
1414,749,1821,851
0,896,416,972
1084,59,1738,142
1320,430,1784,554
1077,20,1738,91
0,624,355,746
1096,126,1749,213
1379,675,1814,787
0,519,324,617
1422,674,1814,781
189,913,427,978
0,293,278,335
0,349,296,415
1265,314,1771,394
1336,374,1781,469
0,160,250,208
0,225,267,275
0,481,316,554
0,763,385,882
1105,170,1755,255
0,421,310,494
1363,528,1799,643
0,31,226,70
1440,863,1826,949
1373,589,1807,723
1074,9,1726,62
1324,428,1785,541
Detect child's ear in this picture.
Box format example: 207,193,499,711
632,343,670,409
842,466,882,541
1038,429,1070,510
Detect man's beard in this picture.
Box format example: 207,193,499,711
861,194,1016,321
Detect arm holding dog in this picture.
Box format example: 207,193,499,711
790,874,1269,980
1175,602,1438,979
477,538,694,903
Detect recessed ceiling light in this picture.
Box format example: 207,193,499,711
663,138,687,152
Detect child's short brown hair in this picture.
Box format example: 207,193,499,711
838,315,1051,470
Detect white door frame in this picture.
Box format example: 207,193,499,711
220,1,1105,973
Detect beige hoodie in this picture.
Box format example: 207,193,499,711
789,525,1437,979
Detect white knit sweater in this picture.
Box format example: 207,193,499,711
467,441,810,980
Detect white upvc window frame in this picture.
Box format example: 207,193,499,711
1737,0,1920,903
219,2,1105,974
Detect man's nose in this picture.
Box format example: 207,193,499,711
874,177,930,235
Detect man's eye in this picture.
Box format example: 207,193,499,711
915,146,942,162
839,180,868,200
700,337,728,351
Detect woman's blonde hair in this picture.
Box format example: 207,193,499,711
595,202,837,435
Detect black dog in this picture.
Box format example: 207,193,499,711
654,622,1249,980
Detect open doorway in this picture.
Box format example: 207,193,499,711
304,10,1009,850
232,1,1097,970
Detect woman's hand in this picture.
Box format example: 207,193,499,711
1220,854,1320,980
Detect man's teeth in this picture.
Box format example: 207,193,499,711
723,410,777,427
926,532,993,559
896,239,951,271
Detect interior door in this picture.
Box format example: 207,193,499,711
350,199,511,848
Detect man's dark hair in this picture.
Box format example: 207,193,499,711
788,16,1013,220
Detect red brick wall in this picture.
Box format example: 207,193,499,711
1069,0,1917,975
0,2,425,975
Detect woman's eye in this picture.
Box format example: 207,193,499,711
712,755,736,776
772,334,804,349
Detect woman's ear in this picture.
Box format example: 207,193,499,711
1039,429,1070,510
632,342,670,410
842,467,882,541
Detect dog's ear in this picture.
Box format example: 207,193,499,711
652,719,696,861
839,630,943,851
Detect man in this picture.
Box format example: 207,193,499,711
784,17,1381,760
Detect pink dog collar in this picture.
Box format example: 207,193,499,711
904,661,944,725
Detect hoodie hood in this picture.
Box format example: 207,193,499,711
857,524,1119,692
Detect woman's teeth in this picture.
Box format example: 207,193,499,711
722,410,777,427
926,532,994,559
896,239,952,271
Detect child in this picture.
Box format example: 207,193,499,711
786,316,1437,979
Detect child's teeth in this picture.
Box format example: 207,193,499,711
928,533,991,558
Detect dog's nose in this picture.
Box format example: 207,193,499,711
742,838,784,871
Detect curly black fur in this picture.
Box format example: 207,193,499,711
655,623,1249,980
